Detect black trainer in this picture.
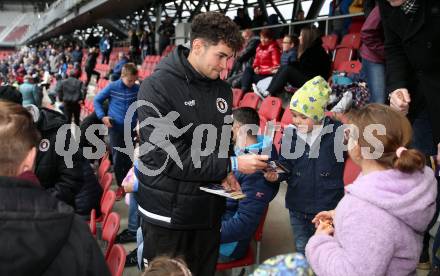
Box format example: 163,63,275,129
125,248,138,267
115,229,136,244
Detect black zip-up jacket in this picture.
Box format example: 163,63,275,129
136,45,232,229
0,176,110,276
35,108,83,206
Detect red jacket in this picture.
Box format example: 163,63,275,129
253,41,280,75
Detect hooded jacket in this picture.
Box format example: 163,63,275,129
306,167,437,276
0,176,109,276
220,137,279,259
136,45,232,229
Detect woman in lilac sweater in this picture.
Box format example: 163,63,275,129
305,104,437,276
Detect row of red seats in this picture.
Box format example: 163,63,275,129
90,153,126,276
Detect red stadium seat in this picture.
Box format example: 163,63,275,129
102,212,121,259
91,189,116,227
333,47,353,70
98,154,111,182
340,33,361,50
343,157,361,186
259,96,282,130
89,209,97,236
232,88,244,108
106,244,126,276
336,60,362,74
216,208,269,272
322,34,338,53
239,93,261,110
100,172,113,198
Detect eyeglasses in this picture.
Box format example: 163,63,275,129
282,41,291,44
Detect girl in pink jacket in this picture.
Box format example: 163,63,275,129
306,104,437,276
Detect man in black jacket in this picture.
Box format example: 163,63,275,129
0,85,91,211
0,101,109,276
136,12,269,275
378,0,440,274
379,0,440,150
57,69,86,126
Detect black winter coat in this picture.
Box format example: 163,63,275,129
378,0,440,145
136,46,232,229
0,176,110,276
295,38,332,80
35,108,83,206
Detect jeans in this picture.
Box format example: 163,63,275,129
128,192,139,234
361,58,386,104
108,127,134,186
411,109,436,156
289,210,316,255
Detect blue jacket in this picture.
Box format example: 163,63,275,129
220,136,279,260
280,49,297,66
93,79,139,131
20,82,40,106
279,118,345,215
111,58,128,80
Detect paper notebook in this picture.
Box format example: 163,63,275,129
200,184,246,200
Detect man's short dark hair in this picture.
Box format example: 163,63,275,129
0,85,23,105
191,12,243,52
232,107,260,126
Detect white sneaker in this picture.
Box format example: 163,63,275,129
252,83,269,99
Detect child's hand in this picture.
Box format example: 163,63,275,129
312,210,335,228
264,172,279,182
121,167,135,193
315,221,334,236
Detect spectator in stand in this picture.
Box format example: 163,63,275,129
136,12,268,275
240,28,280,93
305,104,437,276
219,107,279,262
279,34,299,66
253,26,331,99
142,257,192,276
110,52,129,81
129,29,141,65
57,69,86,126
227,29,260,88
71,45,83,64
84,47,100,87
378,1,440,274
233,8,252,29
48,49,58,75
94,63,139,201
264,76,345,255
140,30,150,61
158,16,175,55
0,101,110,276
99,32,113,65
39,66,51,92
0,85,83,208
360,5,386,104
19,75,41,107
251,7,267,34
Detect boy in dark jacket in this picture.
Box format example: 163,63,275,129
264,76,345,254
0,101,109,276
220,107,279,261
